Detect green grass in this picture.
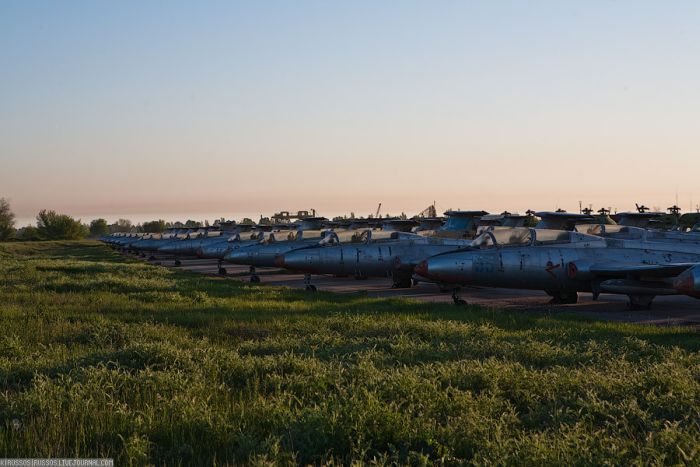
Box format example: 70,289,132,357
0,241,699,465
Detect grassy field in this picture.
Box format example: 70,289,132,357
0,241,699,465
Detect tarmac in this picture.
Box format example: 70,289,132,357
140,254,700,328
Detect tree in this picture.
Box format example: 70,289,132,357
184,220,199,228
111,218,133,233
36,210,88,240
141,219,166,233
240,218,255,225
89,218,109,237
0,198,15,241
16,225,41,241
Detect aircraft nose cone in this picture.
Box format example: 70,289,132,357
673,265,700,298
415,256,468,284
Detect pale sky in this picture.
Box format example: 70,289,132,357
1,1,699,225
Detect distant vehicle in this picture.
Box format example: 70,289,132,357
414,228,700,310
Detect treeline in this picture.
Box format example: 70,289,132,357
0,198,207,242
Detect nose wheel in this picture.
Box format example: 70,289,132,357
452,288,467,306
303,274,317,292
217,260,227,275
249,266,260,283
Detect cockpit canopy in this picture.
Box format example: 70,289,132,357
261,229,329,244
470,228,603,249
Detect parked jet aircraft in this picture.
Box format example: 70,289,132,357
413,228,700,309
276,210,493,289
224,229,332,282
279,230,472,289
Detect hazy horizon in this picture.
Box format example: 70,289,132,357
3,1,699,222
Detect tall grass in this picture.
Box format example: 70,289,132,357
0,242,698,465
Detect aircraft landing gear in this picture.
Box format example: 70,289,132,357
148,255,156,261
174,259,182,267
303,274,317,292
452,288,467,306
249,266,260,283
391,271,413,288
627,294,654,310
546,290,578,304
217,259,226,275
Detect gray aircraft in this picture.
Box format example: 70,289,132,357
276,210,490,289
157,227,222,260
413,227,700,309
221,216,329,280
156,223,258,264
198,230,269,274
224,227,332,282
278,230,472,289
129,228,196,256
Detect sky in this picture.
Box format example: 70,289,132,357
1,1,699,226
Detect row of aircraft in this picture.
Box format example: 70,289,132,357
101,207,700,310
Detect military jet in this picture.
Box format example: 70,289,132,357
414,227,700,310
198,230,269,274
279,229,473,290
224,227,332,282
129,228,196,257
276,210,491,289
156,226,223,261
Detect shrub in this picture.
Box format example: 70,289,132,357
36,210,88,240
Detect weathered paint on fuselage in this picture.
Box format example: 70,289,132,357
417,245,700,293
281,238,471,279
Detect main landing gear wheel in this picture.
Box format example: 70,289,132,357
627,294,654,311
148,255,156,261
305,285,317,292
218,267,227,275
174,259,182,267
250,275,260,283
